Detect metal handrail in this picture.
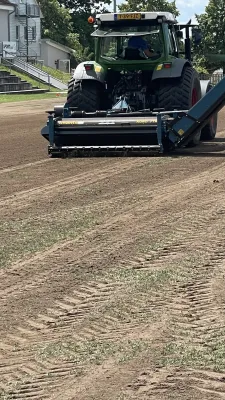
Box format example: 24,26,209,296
14,58,49,77
2,57,50,89
13,57,67,87
1,57,68,90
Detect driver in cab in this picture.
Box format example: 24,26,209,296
127,36,158,59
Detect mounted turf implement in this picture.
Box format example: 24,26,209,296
41,11,218,157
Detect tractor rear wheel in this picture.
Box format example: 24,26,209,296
67,78,101,112
158,66,202,147
201,114,217,140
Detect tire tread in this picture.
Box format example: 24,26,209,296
67,78,100,112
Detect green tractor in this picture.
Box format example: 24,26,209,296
66,11,217,146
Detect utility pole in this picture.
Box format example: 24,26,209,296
25,1,29,62
113,0,116,12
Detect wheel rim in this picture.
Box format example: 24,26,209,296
192,87,198,105
206,86,216,134
210,114,217,130
190,87,201,144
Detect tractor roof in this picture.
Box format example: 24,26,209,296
96,12,177,24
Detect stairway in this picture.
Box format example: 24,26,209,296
0,70,48,94
13,58,68,90
3,58,68,90
10,4,68,90
15,4,38,60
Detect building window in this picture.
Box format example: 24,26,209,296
32,26,36,41
24,26,28,40
27,4,40,17
16,25,20,40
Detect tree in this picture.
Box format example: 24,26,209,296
195,0,225,72
118,0,179,17
57,0,110,11
38,0,94,63
70,4,110,48
57,0,110,49
38,0,74,46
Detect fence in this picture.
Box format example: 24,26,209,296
199,73,224,86
0,57,68,90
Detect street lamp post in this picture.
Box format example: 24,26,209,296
25,1,29,62
113,0,116,12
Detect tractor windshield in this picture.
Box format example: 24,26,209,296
98,25,163,61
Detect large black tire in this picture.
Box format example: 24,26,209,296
158,66,202,147
67,78,101,112
201,114,217,140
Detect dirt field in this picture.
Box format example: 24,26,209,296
1,98,225,400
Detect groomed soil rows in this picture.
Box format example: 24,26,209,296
1,99,225,400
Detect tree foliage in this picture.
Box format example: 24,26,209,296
56,0,110,52
118,0,179,17
72,5,109,47
57,0,110,12
38,0,97,62
195,0,225,72
38,0,73,46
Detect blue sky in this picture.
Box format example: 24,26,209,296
175,0,208,22
114,0,209,23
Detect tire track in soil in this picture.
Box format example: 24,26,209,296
0,157,121,200
0,159,52,174
0,164,224,303
1,112,225,399
2,189,225,399
0,156,222,206
0,153,223,216
0,281,124,397
1,158,225,398
123,368,225,399
0,157,152,215
38,231,225,400
120,230,225,397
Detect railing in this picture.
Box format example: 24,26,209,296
34,61,71,85
17,46,38,62
1,58,49,89
15,4,40,17
199,73,224,86
16,12,38,55
2,57,68,90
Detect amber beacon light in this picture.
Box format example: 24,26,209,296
88,16,95,24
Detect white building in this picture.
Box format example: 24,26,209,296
0,0,41,59
0,0,73,71
40,39,73,72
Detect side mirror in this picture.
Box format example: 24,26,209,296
192,28,202,45
176,30,183,39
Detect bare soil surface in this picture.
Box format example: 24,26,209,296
1,99,225,400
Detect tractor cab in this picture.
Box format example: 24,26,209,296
92,23,163,61
91,12,179,68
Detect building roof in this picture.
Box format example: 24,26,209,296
0,0,14,5
41,39,74,55
0,0,14,10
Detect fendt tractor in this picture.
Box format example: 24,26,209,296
41,11,222,157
